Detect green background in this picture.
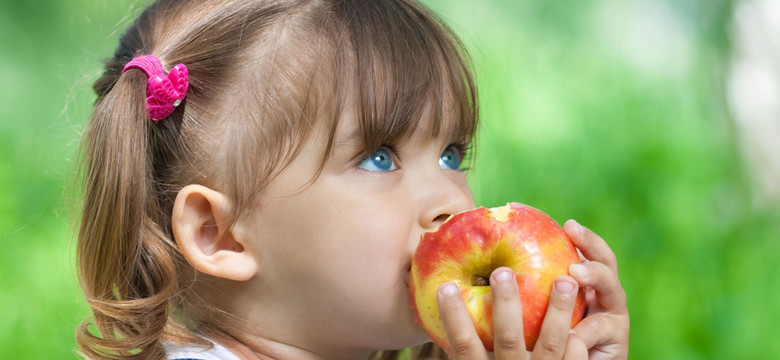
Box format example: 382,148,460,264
2,0,778,358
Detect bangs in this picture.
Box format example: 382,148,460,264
331,0,478,152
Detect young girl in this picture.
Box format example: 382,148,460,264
75,0,629,359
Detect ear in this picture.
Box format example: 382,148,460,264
172,184,258,281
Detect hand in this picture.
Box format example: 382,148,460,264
436,268,582,359
562,220,630,359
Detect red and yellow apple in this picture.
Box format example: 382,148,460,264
409,202,585,353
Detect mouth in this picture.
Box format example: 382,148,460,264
403,259,412,288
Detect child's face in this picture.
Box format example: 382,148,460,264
239,111,475,355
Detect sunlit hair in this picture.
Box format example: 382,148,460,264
75,0,477,358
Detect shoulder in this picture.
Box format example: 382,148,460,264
164,339,242,360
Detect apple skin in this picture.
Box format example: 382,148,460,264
409,202,586,353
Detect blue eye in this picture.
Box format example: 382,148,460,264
439,146,461,170
358,148,398,172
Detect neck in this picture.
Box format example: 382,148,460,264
206,329,374,360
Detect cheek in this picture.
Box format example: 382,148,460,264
317,204,409,278
248,178,429,345
258,183,411,286
449,171,475,206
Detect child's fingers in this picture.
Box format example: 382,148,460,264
562,220,630,359
569,261,627,312
563,220,618,272
570,314,630,356
562,333,589,360
490,268,528,360
530,276,579,360
437,282,489,360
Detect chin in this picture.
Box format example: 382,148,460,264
380,328,431,352
363,270,429,349
386,297,432,348
354,321,429,355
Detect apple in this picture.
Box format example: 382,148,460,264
409,202,586,353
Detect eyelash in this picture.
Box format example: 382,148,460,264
449,142,472,171
354,144,399,172
355,142,473,171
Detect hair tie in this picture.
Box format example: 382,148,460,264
122,55,189,121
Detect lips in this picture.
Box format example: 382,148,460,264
403,259,413,287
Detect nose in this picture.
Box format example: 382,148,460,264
416,170,475,230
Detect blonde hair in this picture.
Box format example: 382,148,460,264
75,0,477,358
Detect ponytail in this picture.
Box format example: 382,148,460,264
76,69,181,359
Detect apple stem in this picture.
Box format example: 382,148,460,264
474,276,490,287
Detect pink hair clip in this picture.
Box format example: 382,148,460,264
122,55,189,121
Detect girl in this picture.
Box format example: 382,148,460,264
75,0,629,359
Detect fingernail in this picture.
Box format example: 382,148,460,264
575,220,585,236
569,263,589,279
555,278,576,294
492,269,514,284
439,282,459,297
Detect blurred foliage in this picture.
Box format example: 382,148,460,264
1,0,778,359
